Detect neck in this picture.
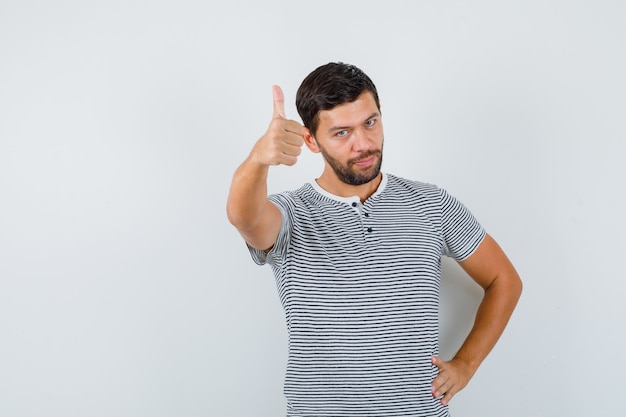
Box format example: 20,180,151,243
315,171,382,203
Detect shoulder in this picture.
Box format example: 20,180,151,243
267,183,319,209
383,173,443,201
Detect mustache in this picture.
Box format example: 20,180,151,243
348,149,382,165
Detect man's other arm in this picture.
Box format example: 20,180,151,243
431,233,523,405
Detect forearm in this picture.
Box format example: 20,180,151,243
226,155,271,232
453,271,522,374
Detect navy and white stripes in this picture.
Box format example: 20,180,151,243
249,173,485,417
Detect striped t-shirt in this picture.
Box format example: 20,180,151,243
249,172,485,417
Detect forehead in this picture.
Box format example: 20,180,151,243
317,91,379,128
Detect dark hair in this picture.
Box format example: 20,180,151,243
296,62,380,136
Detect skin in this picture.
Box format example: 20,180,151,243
301,90,384,201
226,85,522,406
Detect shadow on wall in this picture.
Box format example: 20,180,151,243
439,257,484,359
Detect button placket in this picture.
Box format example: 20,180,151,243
362,206,373,234
349,200,375,235
363,199,380,236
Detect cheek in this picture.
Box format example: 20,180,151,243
372,125,384,141
335,142,355,156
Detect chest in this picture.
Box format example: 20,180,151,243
288,203,444,274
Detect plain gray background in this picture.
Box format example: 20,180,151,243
1,1,624,416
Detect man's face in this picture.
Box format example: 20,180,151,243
311,91,384,186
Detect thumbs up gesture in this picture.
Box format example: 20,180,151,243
250,85,305,167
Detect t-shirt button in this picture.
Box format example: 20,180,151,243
351,202,357,207
364,212,369,217
367,227,373,233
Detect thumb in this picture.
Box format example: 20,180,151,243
272,85,286,119
432,356,443,368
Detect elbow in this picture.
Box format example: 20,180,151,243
225,201,238,227
513,269,523,296
487,269,523,306
226,200,258,234
226,201,248,231
508,271,523,306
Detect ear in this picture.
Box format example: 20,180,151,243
302,127,320,153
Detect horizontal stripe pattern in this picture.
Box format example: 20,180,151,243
249,173,485,417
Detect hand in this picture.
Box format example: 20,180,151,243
250,85,305,167
431,356,474,406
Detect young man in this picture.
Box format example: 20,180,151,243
227,62,522,416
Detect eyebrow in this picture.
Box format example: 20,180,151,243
327,112,380,134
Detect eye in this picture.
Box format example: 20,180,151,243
335,130,349,138
365,119,376,127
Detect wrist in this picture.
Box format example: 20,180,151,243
245,150,272,171
451,355,480,378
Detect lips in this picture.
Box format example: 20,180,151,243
353,156,376,167
350,150,380,167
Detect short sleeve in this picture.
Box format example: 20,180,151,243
247,193,293,267
440,188,486,261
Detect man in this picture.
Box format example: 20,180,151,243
226,62,522,416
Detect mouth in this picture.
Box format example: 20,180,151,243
351,150,380,168
353,156,376,167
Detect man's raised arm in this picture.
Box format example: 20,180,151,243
226,85,305,250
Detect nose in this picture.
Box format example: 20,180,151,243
351,128,370,151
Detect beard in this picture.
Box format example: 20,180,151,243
317,143,383,186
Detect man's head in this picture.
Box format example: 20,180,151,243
297,62,384,188
296,62,380,137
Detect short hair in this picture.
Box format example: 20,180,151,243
296,62,380,136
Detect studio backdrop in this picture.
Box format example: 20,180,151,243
1,1,624,416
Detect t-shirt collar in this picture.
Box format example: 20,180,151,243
309,172,388,205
